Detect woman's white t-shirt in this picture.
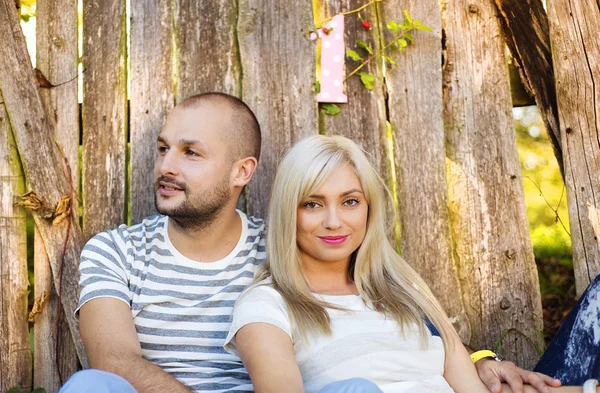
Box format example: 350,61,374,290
224,283,455,393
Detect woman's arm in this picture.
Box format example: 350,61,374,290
236,322,304,393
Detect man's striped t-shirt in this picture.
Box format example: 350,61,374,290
77,210,266,392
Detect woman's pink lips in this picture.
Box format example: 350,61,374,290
318,235,349,245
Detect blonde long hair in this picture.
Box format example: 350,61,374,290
254,135,453,346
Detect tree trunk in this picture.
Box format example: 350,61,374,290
547,0,600,294
494,0,563,179
443,0,543,369
35,0,81,388
0,100,32,393
380,0,471,342
0,0,87,367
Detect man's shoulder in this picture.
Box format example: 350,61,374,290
83,214,166,253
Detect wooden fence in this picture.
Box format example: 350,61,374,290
1,0,599,391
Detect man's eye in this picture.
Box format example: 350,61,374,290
185,150,199,157
158,146,168,154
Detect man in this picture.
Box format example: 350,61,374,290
61,92,560,393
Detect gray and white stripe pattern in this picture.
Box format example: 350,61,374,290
77,211,266,392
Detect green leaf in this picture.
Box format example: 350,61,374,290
397,38,408,48
32,388,47,393
386,20,399,35
389,43,398,51
414,24,433,32
356,40,373,55
359,72,376,90
321,103,341,116
384,55,398,67
404,32,413,42
346,49,363,61
403,10,413,26
314,80,321,93
7,388,22,393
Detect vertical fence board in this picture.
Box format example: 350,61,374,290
36,0,80,389
547,0,600,295
443,0,543,368
317,0,389,192
175,0,240,101
82,0,127,239
0,101,31,393
239,0,317,216
130,0,175,223
381,0,470,341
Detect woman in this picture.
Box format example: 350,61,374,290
224,135,599,393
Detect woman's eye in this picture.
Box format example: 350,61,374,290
343,198,360,207
303,201,320,209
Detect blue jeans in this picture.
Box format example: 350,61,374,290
534,270,600,384
59,371,382,393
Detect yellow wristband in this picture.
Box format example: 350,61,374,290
470,350,500,363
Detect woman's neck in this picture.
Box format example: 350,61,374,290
302,259,358,295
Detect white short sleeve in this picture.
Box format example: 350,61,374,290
224,284,292,355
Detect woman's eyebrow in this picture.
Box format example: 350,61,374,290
307,189,363,199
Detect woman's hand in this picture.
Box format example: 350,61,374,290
475,358,562,393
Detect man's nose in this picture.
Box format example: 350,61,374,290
157,150,179,177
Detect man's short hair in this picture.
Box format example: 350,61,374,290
179,92,261,162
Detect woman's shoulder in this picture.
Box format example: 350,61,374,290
238,278,285,306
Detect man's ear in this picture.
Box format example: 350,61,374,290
231,156,258,187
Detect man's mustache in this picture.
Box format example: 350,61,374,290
155,176,187,192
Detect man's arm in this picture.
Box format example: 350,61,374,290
79,297,192,393
474,356,562,393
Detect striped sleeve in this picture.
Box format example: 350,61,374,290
76,229,132,314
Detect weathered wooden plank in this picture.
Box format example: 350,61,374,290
130,0,175,224
547,0,600,294
494,0,563,178
443,0,543,368
239,0,317,217
317,0,389,190
0,101,32,393
380,0,470,342
82,0,127,240
175,0,240,101
35,0,80,389
0,0,87,367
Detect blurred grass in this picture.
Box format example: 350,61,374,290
514,106,576,344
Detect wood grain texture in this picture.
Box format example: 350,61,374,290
82,0,127,240
494,0,563,178
317,0,389,190
36,0,81,389
130,0,175,224
547,0,600,295
0,0,87,367
239,0,317,217
175,0,240,101
443,0,543,368
380,0,470,342
0,101,32,393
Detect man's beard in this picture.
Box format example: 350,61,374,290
154,175,231,231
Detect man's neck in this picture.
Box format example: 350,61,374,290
167,209,243,262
